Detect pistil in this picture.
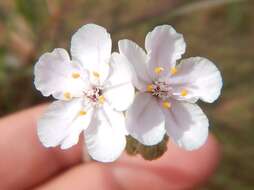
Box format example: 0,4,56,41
84,86,105,105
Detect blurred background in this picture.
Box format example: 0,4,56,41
0,0,253,189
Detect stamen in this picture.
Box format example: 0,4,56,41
154,67,164,74
162,101,171,109
72,72,80,79
98,95,105,104
181,89,188,97
92,71,100,78
170,67,177,75
64,92,71,100
147,84,154,92
79,110,87,116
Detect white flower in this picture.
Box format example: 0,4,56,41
119,25,222,150
34,24,135,162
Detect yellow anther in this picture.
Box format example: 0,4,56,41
154,67,164,74
72,72,80,79
170,67,177,75
162,101,171,109
147,84,154,92
98,95,105,104
92,71,100,78
64,92,71,100
181,89,188,97
79,110,87,116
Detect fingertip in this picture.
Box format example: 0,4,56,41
191,134,221,187
117,134,220,189
166,134,220,189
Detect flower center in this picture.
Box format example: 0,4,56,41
147,81,172,100
84,86,105,105
146,81,189,109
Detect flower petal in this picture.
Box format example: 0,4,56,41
34,48,88,100
118,39,151,91
84,103,126,162
37,99,93,149
169,57,223,103
145,25,186,79
126,93,166,146
71,24,111,84
162,100,209,150
103,53,135,111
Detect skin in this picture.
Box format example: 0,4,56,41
0,104,220,190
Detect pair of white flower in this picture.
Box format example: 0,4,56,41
34,24,222,162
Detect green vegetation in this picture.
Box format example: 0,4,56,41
0,0,253,188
